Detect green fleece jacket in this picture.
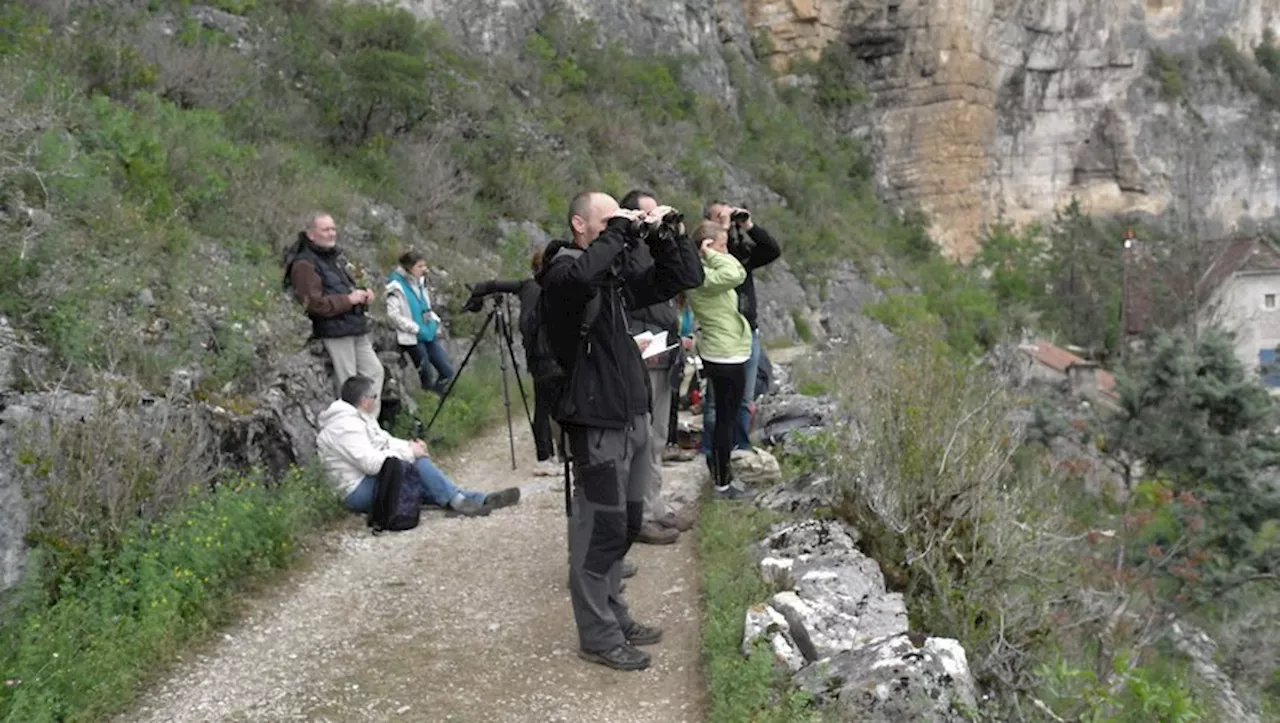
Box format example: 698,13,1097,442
687,249,752,362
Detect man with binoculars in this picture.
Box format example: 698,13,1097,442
538,191,703,671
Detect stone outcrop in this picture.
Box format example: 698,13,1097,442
795,633,979,722
396,0,755,105
745,0,846,71
755,471,836,516
742,518,977,720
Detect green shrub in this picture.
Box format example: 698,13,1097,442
282,2,470,147
790,308,814,343
0,467,343,723
81,93,250,220
821,321,1079,699
1150,48,1188,100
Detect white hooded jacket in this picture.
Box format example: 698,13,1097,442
315,399,415,496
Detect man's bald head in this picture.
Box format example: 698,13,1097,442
567,191,620,249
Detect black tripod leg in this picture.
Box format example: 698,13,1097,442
498,309,534,429
496,323,517,471
424,308,495,436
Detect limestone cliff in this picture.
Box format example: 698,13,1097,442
748,0,1280,258
409,0,1280,259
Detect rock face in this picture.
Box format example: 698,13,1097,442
795,633,979,722
758,519,910,659
744,0,1280,258
743,518,978,720
745,0,846,71
397,0,754,104
755,471,835,515
388,1,1280,260
0,339,353,597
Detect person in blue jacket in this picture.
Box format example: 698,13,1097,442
385,251,455,395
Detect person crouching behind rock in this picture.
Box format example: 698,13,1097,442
385,250,455,395
317,375,520,517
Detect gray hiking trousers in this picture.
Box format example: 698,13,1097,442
566,414,652,652
643,367,674,522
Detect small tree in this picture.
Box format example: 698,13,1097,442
281,2,466,147
1107,330,1280,596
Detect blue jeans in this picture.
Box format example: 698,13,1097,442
402,340,455,392
701,330,761,459
341,458,485,513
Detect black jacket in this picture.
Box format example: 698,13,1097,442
538,219,704,429
284,235,370,339
729,225,781,331
471,277,564,381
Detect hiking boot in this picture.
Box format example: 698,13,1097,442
447,498,492,517
485,487,521,510
621,558,638,578
654,509,696,532
533,459,561,477
662,445,698,463
636,521,679,545
623,622,664,646
713,483,753,501
577,643,651,671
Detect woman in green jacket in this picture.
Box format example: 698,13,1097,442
686,220,753,497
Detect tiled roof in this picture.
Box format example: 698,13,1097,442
1197,235,1280,297
1023,341,1117,395
1123,235,1280,337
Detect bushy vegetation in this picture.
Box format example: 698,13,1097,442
793,320,1279,720
0,467,342,722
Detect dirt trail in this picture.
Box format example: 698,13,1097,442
123,418,707,723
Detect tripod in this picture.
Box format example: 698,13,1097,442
424,296,533,470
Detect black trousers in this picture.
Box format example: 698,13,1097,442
533,376,564,461
701,360,747,487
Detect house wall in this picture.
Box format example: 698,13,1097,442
1202,272,1280,387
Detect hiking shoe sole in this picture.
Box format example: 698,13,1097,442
445,506,493,518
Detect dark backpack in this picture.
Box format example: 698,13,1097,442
367,458,420,534
281,237,306,294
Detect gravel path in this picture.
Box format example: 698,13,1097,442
123,418,707,723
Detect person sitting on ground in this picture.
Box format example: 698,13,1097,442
317,375,520,517
385,251,455,395
462,247,565,477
